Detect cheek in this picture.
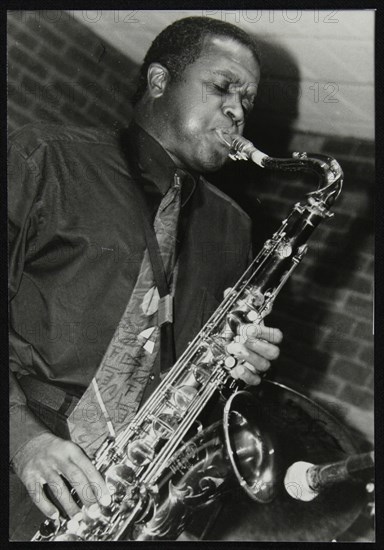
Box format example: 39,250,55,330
181,106,214,138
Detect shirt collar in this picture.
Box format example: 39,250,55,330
123,120,197,207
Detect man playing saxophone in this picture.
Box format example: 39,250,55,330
9,16,282,534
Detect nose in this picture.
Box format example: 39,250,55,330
222,92,244,126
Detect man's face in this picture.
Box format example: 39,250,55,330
153,36,260,173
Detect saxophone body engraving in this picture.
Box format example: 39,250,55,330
32,136,343,541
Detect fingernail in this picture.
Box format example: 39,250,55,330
48,510,60,521
87,503,102,520
100,493,112,507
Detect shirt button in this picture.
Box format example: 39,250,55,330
149,375,155,381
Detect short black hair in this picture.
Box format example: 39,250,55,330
132,16,261,105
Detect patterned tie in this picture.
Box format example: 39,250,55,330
67,175,181,457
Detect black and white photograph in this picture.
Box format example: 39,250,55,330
8,9,375,542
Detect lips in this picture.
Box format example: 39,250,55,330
214,128,236,149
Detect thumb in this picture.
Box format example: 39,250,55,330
224,287,232,298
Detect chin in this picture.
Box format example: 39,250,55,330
199,152,229,173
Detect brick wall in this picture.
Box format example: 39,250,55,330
265,134,373,420
214,130,374,445
7,12,374,442
7,10,135,133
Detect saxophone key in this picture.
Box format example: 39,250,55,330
224,355,238,369
66,512,88,537
173,385,198,411
37,516,60,538
152,412,179,438
126,438,155,466
86,503,111,522
191,363,211,384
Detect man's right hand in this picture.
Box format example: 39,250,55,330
13,432,111,519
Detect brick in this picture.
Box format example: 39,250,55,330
8,45,48,80
336,158,375,186
272,313,326,347
345,293,373,320
66,47,103,78
106,73,138,97
8,82,28,107
7,62,21,82
359,345,374,366
7,105,33,128
100,51,137,77
354,141,375,159
275,355,312,381
60,104,94,126
76,76,118,109
311,374,345,397
39,23,66,51
86,103,117,128
331,358,372,385
321,310,356,337
356,161,375,182
8,24,38,51
322,137,359,157
365,371,374,392
34,106,64,124
55,16,99,51
284,341,333,372
21,73,42,94
354,320,374,341
38,46,77,79
338,384,374,410
325,211,354,233
348,275,373,296
320,333,361,357
60,103,91,126
54,81,88,109
290,133,325,153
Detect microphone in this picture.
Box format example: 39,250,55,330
284,451,374,502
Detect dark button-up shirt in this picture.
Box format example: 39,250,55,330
8,121,252,461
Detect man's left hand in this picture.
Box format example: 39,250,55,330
226,321,283,385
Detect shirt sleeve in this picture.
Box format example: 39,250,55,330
8,136,51,463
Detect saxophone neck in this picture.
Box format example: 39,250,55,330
221,132,343,211
265,152,343,211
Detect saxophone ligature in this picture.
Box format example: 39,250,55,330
32,133,343,541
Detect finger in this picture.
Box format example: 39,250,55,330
244,338,280,361
62,462,97,508
231,362,262,385
71,446,111,506
227,342,271,372
239,323,283,345
45,471,81,518
25,477,60,518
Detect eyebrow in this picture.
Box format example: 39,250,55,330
211,70,257,98
211,69,240,83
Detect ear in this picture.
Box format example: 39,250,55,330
146,63,170,98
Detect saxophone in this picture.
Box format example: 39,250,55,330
32,132,343,541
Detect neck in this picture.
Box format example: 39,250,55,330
133,105,186,170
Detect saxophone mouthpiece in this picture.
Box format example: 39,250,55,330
215,129,233,148
215,129,269,168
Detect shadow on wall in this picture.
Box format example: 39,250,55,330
207,37,301,248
